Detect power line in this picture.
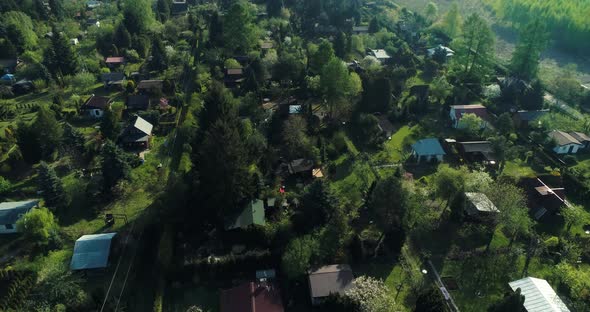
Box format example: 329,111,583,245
99,220,137,312
114,228,145,312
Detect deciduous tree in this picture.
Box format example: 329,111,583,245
453,13,495,79
320,58,362,116
510,19,548,81
345,276,397,312
16,207,59,246
281,235,319,280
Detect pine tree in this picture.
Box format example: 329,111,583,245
113,23,132,50
266,0,283,17
198,118,254,225
149,36,167,70
156,0,171,22
37,161,66,208
101,141,131,194
34,105,63,160
62,123,85,157
334,32,347,59
48,0,64,20
368,17,379,33
198,82,238,134
100,107,121,141
44,27,78,77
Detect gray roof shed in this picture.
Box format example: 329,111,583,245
308,264,354,299
70,233,117,270
509,277,570,312
0,200,39,225
412,138,446,156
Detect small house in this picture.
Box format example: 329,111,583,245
288,159,314,175
11,80,34,95
548,130,582,154
105,56,124,68
0,200,39,234
512,109,549,129
224,68,244,88
120,116,153,149
0,58,21,74
225,199,265,231
411,138,445,163
464,192,499,220
457,141,497,165
220,281,284,312
101,72,126,89
81,95,112,118
137,80,164,95
70,233,117,270
70,38,79,45
126,94,150,111
508,277,570,312
86,18,100,27
368,49,391,64
260,40,274,50
449,104,489,129
171,0,188,15
0,74,15,84
521,177,567,220
569,132,590,149
86,0,101,9
308,264,354,306
352,26,369,35
427,45,455,57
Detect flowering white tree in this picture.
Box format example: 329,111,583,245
345,276,397,312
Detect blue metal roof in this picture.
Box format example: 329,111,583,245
412,138,446,156
0,200,39,225
70,233,116,270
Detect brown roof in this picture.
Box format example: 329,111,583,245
308,264,354,299
137,80,164,89
220,282,284,312
105,57,124,64
548,130,581,146
569,132,590,143
226,68,244,76
451,104,488,121
126,95,150,110
82,95,111,110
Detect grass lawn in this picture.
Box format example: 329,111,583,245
572,154,590,178
502,159,537,178
372,125,416,164
331,152,376,207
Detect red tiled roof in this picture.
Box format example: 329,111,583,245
105,57,125,64
452,104,488,121
220,282,284,312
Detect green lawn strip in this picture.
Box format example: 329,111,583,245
502,159,537,178
372,125,415,164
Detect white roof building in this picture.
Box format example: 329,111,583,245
509,277,570,312
134,116,153,136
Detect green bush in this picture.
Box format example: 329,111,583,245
0,176,10,195
16,207,59,246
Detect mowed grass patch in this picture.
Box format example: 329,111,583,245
502,159,537,178
372,125,416,164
